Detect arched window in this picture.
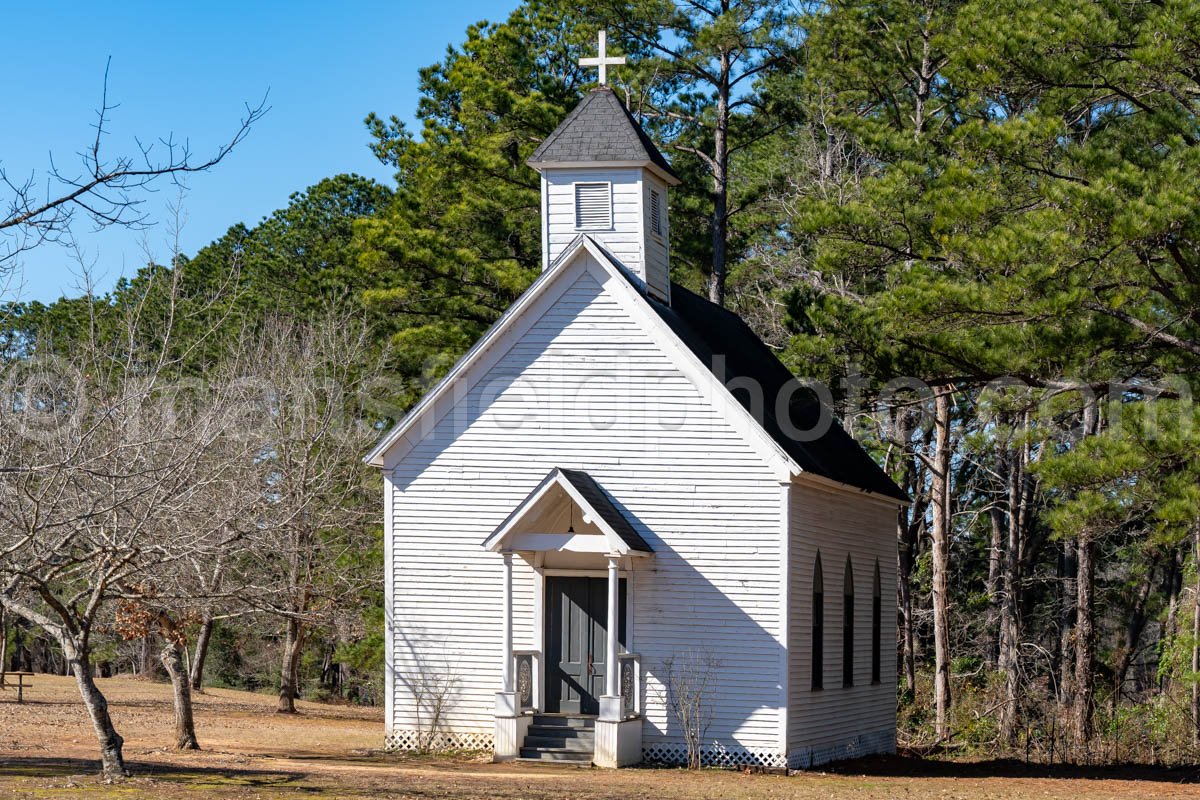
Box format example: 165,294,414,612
811,553,824,690
843,557,855,687
872,560,882,685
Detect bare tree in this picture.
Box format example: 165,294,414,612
658,650,722,769
230,316,383,713
403,648,461,753
113,425,263,751
0,257,248,777
0,59,266,273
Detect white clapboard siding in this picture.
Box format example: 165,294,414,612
544,167,645,276
787,479,898,764
388,267,785,752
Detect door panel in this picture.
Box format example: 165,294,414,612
544,576,626,715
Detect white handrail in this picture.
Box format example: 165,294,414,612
617,652,641,718
512,649,541,712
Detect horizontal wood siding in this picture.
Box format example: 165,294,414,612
388,263,784,751
545,168,644,276
787,480,897,758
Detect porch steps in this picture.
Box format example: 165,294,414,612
518,715,595,763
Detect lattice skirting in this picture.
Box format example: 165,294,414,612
384,730,493,753
787,728,895,769
384,728,894,768
642,742,788,769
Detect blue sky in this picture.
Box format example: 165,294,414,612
5,0,517,303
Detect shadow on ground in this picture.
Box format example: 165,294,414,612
823,753,1200,784
0,756,309,788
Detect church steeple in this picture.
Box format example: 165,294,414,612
527,36,678,304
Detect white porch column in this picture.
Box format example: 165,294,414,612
605,554,620,698
595,553,642,767
493,550,527,761
501,550,514,694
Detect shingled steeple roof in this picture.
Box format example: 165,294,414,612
527,87,679,184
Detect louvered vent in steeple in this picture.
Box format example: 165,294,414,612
574,183,612,230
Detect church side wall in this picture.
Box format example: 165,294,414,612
786,480,898,768
385,262,786,763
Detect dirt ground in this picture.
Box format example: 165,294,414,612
1,676,1199,799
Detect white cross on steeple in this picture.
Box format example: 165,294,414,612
579,29,625,86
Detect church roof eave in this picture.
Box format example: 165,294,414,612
527,158,681,186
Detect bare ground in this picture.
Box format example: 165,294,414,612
1,675,1198,799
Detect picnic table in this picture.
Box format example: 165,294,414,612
0,671,33,703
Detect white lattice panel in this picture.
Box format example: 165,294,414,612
384,730,493,753
642,742,787,769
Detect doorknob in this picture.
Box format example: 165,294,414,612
587,655,594,676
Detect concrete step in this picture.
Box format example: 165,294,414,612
530,714,595,729
522,735,594,751
526,725,593,740
513,755,593,767
518,747,593,762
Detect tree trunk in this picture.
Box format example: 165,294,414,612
930,390,953,741
13,618,30,672
1,598,127,778
1112,557,1157,711
985,505,1004,670
707,53,731,307
1073,531,1095,761
160,641,200,749
997,433,1026,744
278,617,305,714
1161,548,1183,693
893,413,921,700
1058,541,1077,708
67,638,128,779
138,635,157,678
0,605,7,677
190,615,215,692
898,508,918,700
1192,528,1200,748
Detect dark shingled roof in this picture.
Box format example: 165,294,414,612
585,239,907,502
650,284,909,502
528,88,678,181
558,468,654,553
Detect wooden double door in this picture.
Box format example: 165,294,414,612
544,576,626,715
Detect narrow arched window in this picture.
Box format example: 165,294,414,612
872,560,882,685
843,557,855,688
811,553,824,690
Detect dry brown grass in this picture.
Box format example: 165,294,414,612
1,675,1199,799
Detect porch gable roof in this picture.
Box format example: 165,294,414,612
483,468,653,556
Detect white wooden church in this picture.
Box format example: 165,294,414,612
366,36,908,770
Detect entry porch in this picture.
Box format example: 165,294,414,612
483,468,652,767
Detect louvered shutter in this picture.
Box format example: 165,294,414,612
574,182,612,229
649,189,662,237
